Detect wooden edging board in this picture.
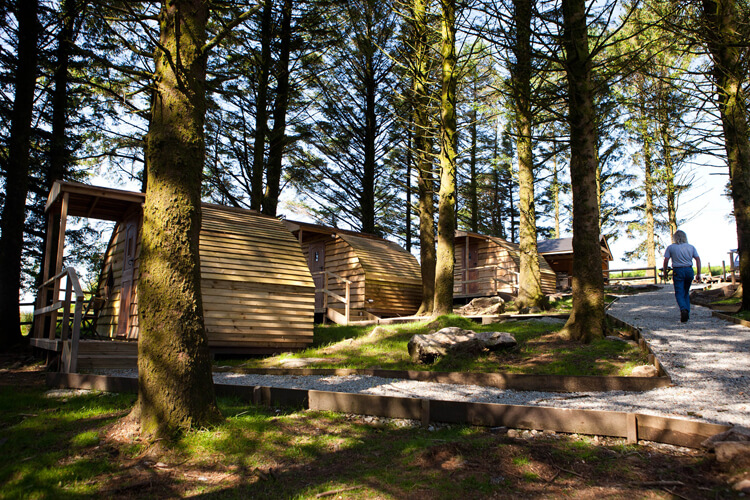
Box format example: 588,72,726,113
711,310,750,328
215,366,671,393
212,311,671,394
46,372,729,449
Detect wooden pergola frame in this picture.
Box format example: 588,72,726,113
31,181,144,371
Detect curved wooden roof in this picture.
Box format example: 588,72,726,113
337,233,421,285
200,204,315,289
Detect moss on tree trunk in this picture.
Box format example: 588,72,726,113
559,0,605,342
512,0,544,310
702,0,750,311
135,0,221,438
413,0,436,316
433,0,458,316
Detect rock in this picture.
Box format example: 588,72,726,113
606,335,628,343
715,442,750,464
407,327,517,363
507,429,520,438
529,306,542,314
630,365,659,377
702,425,750,450
733,479,750,493
457,296,505,316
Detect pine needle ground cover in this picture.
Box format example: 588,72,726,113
0,369,741,500
221,315,649,376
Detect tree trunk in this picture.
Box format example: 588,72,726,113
559,0,605,342
658,80,678,235
512,0,544,309
639,80,657,275
361,10,377,234
413,0,435,315
702,0,750,310
553,155,560,238
251,0,273,211
136,0,221,438
39,0,78,331
468,103,478,232
433,0,457,316
0,0,39,348
406,127,413,252
263,0,292,217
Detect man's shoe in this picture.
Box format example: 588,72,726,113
680,309,689,322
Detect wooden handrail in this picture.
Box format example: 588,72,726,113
456,265,519,293
604,267,658,284
33,267,85,373
312,270,351,324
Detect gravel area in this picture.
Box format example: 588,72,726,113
99,285,750,428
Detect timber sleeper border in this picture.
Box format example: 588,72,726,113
710,310,750,328
213,312,671,394
46,372,727,450
214,367,671,393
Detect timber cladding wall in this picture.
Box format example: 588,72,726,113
294,226,421,317
454,233,557,297
338,233,421,316
96,214,141,340
96,204,316,351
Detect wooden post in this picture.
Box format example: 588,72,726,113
69,294,83,373
652,266,657,284
730,251,736,285
344,281,350,325
323,272,328,310
421,399,430,428
48,192,69,340
35,214,58,339
61,275,72,342
464,237,469,295
723,260,727,281
626,413,638,444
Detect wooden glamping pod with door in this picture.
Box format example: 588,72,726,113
31,181,316,372
537,236,613,289
454,231,557,299
283,221,422,323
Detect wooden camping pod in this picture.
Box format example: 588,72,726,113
454,231,557,298
95,203,316,352
538,236,613,289
284,221,422,318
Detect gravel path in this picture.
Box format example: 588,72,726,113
100,286,750,427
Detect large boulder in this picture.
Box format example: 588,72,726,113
407,327,517,364
456,296,505,316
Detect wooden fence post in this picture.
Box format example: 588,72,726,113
345,281,350,325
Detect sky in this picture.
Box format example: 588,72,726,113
607,161,737,273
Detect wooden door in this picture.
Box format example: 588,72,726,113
308,242,326,310
467,241,480,294
117,217,138,338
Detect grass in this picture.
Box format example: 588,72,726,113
0,381,739,499
218,314,649,377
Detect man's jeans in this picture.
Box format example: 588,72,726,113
673,266,694,313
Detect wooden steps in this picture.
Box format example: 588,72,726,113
326,307,380,325
76,340,138,370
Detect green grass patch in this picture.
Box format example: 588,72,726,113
217,314,648,377
0,386,134,499
0,383,734,499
